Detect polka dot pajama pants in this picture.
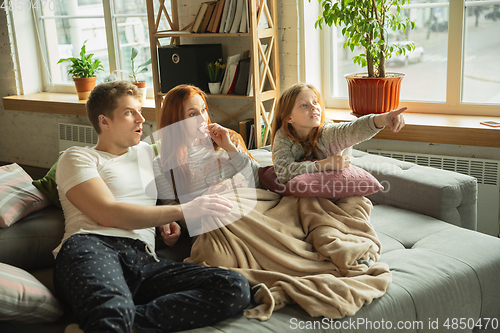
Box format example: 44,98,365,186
54,234,251,333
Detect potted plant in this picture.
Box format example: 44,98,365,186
205,59,226,94
57,40,104,100
129,47,151,102
313,0,416,114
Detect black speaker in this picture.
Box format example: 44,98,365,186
158,44,223,94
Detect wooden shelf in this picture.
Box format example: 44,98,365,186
154,31,251,38
155,91,254,100
147,0,280,148
326,108,500,148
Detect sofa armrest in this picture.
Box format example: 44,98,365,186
351,149,478,230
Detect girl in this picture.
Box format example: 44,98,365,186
271,83,405,183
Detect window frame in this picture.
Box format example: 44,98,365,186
319,0,500,117
34,0,152,96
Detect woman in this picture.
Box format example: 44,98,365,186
154,84,260,237
154,84,391,321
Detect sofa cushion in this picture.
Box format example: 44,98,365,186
351,150,478,230
0,164,50,228
0,206,64,271
258,164,383,198
0,263,63,323
410,227,500,321
32,152,64,209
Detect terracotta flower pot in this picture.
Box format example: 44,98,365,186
132,81,147,103
344,73,405,115
73,76,97,100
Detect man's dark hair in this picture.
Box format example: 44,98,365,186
86,81,140,134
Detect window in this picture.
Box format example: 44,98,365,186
322,0,500,115
36,0,169,93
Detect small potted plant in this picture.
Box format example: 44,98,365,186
313,0,416,114
57,40,104,100
129,47,151,102
206,59,226,94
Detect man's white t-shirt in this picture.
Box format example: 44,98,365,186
54,141,157,256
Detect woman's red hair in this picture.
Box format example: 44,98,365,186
271,83,325,160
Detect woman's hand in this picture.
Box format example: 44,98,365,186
316,154,351,171
158,222,181,247
374,107,406,132
207,123,238,153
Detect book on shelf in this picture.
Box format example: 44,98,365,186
223,0,238,33
199,1,218,33
233,57,251,95
226,63,240,94
238,118,254,145
229,0,245,33
239,0,249,33
218,0,232,33
191,3,209,33
208,0,225,33
246,124,266,149
248,124,255,149
219,51,249,94
226,50,249,94
206,1,219,32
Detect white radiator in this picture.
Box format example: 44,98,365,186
366,150,500,237
58,123,98,151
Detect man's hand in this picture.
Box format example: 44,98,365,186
158,222,181,247
316,154,351,171
180,193,234,220
374,107,407,132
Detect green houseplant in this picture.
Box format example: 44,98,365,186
57,40,104,100
313,0,416,114
121,47,151,102
129,47,152,84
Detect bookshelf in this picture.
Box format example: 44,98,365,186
146,0,280,148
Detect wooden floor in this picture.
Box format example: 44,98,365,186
0,162,50,180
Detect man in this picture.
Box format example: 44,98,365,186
54,81,250,333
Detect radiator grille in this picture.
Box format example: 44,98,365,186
366,150,499,186
58,123,98,150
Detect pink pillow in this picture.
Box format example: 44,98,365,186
0,163,50,228
258,165,383,198
0,262,63,322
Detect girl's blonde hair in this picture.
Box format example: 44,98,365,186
271,83,325,160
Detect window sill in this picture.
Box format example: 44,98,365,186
2,92,157,122
2,94,499,148
326,108,500,148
